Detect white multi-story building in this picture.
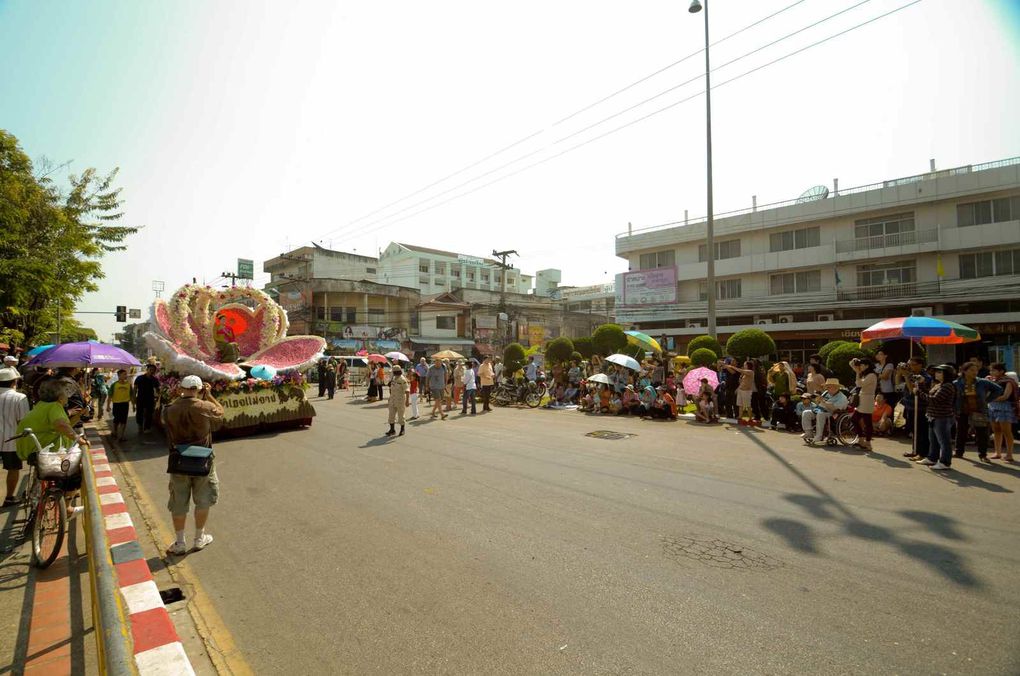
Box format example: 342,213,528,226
377,242,533,296
615,157,1020,368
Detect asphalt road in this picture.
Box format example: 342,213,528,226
118,393,1020,675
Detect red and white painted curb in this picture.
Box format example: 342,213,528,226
86,430,195,675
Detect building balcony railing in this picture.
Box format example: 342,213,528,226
836,282,918,301
834,228,939,254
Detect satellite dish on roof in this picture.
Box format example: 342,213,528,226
796,185,830,203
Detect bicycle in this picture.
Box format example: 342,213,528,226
4,429,85,569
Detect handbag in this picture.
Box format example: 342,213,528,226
167,444,214,476
968,412,989,428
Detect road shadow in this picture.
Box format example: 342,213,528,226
931,470,1012,493
358,436,398,448
742,429,983,589
898,510,966,541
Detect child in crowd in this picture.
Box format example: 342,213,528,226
695,378,718,423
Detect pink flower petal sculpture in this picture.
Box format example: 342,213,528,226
144,283,325,381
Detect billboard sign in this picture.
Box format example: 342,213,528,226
237,258,255,280
618,268,677,306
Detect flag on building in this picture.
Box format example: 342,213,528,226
936,252,945,278
834,265,842,287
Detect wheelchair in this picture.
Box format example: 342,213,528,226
806,406,859,447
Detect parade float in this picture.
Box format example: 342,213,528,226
144,283,325,435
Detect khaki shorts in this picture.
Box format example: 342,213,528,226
168,465,219,515
736,390,753,409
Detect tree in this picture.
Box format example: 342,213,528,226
725,329,776,360
572,336,594,359
59,318,98,343
503,343,526,375
826,343,869,386
687,334,722,359
570,351,583,364
818,340,853,363
689,347,718,368
0,130,138,348
544,337,574,365
592,323,627,356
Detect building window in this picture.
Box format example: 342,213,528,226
328,307,344,322
639,250,676,269
434,262,446,275
315,306,326,320
436,316,456,330
480,271,489,282
857,260,916,287
854,212,915,239
366,267,376,274
367,309,385,324
769,226,820,252
698,239,741,262
699,279,741,300
467,270,475,282
770,270,822,295
345,307,357,323
451,265,461,278
418,259,430,274
507,276,516,286
959,248,1020,279
957,196,1020,227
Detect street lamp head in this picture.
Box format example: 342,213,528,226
688,0,702,13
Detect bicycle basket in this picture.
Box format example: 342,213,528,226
36,446,83,479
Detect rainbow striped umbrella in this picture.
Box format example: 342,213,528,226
860,316,980,345
625,330,662,353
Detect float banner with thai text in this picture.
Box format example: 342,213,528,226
219,386,315,429
617,268,677,305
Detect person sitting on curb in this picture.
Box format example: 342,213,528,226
802,378,848,446
163,375,224,555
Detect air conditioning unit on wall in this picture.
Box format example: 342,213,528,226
817,313,835,321
777,315,794,324
755,317,773,325
686,320,703,328
911,306,934,317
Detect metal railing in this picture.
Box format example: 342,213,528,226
617,156,1020,239
82,441,137,676
834,227,939,254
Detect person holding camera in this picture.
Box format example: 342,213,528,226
900,357,931,460
921,364,958,470
802,378,848,445
953,361,1001,462
852,357,877,451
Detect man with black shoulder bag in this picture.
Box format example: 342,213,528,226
163,375,224,555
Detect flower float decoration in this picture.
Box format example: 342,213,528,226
144,283,325,382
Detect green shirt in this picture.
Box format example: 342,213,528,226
15,401,72,460
772,371,791,396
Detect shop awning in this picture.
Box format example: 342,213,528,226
409,337,475,346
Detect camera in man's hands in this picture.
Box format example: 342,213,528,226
850,358,861,367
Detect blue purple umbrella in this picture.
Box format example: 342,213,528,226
26,341,142,369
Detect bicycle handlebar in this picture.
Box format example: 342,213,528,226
3,428,32,443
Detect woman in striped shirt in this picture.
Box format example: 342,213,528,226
922,364,957,471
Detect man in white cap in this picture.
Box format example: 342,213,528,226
3,355,18,368
0,367,30,507
162,375,224,554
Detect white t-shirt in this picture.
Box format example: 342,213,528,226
0,388,30,454
878,363,895,394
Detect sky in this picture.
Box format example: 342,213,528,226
2,0,1019,342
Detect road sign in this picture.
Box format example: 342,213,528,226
237,258,255,280
129,308,142,319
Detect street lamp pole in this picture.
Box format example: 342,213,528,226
690,0,716,339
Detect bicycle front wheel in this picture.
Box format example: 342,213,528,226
32,491,66,569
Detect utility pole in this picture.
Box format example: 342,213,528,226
491,249,518,311
221,272,241,287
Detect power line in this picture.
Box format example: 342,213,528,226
315,0,815,243
331,0,925,241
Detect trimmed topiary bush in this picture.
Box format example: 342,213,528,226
725,328,776,359
689,347,718,368
592,323,628,356
570,351,583,364
544,337,575,365
503,343,526,376
818,340,853,363
572,336,594,359
687,334,723,359
826,342,869,386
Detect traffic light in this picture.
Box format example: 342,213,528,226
115,305,127,322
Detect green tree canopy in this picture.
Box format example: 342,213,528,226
725,329,776,360
572,336,594,359
687,334,723,359
503,343,526,375
592,323,627,356
0,130,139,348
689,347,718,368
544,337,574,365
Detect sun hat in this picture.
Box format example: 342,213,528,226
801,392,811,398
0,367,21,382
3,355,18,366
180,375,203,390
824,378,841,387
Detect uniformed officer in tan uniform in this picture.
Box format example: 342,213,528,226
385,366,410,437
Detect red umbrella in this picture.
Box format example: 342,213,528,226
366,353,388,363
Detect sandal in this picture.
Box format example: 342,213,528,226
988,454,1002,460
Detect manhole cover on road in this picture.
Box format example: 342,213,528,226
586,430,636,440
661,535,783,571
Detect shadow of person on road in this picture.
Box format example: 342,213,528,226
930,470,1012,493
742,429,984,589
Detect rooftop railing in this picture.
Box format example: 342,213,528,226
617,156,1020,240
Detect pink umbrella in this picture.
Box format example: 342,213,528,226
682,366,719,395
366,353,388,363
